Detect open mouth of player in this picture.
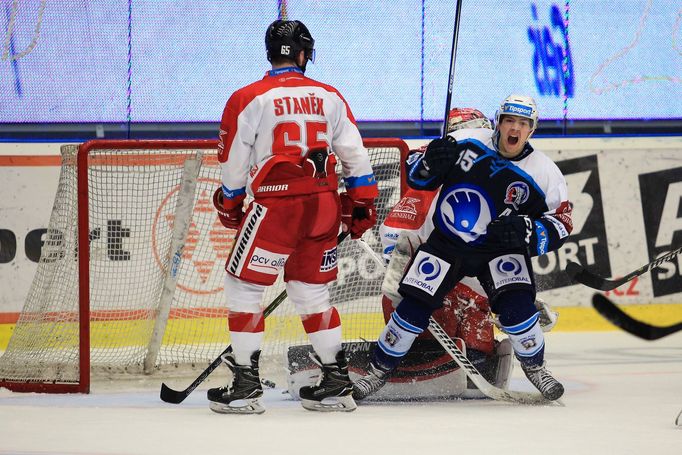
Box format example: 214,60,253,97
507,135,519,146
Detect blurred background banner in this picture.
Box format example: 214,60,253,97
1,0,680,125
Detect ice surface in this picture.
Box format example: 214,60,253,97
1,332,680,455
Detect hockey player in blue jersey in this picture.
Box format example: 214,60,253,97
353,95,573,401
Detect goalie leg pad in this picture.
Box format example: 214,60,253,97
381,232,418,304
492,338,513,389
288,340,468,401
457,296,495,355
535,297,559,332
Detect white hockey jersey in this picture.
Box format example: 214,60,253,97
406,128,573,256
217,66,377,209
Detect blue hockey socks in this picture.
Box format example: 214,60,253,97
373,296,431,371
497,290,545,366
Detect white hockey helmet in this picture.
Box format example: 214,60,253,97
495,94,539,136
447,108,492,133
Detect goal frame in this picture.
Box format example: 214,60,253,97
0,137,409,394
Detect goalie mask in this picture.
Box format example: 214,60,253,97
447,108,492,133
494,94,539,138
265,20,315,72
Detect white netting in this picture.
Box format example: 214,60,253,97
0,139,405,387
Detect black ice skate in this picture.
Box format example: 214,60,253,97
299,351,357,412
352,361,390,400
207,350,264,414
520,360,564,401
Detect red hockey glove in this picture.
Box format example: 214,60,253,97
213,188,244,230
340,193,377,240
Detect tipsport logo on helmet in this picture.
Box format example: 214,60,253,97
437,185,494,243
502,103,533,118
402,251,450,296
489,254,531,289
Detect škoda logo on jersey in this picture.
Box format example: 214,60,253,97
152,179,233,295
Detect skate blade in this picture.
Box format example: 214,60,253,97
209,398,265,415
301,395,357,412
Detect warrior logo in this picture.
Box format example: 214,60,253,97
229,204,265,274
504,182,530,210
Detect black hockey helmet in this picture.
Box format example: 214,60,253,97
265,20,315,70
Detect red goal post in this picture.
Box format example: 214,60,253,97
0,138,409,393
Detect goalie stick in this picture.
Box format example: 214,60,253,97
160,232,349,404
565,245,682,291
356,238,552,405
592,294,682,341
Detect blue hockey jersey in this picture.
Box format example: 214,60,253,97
406,128,573,257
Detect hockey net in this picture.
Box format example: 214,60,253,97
0,138,408,392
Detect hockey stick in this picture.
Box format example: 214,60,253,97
592,294,682,341
160,231,350,404
676,409,681,426
565,245,682,291
427,318,550,405
356,239,551,404
441,0,463,139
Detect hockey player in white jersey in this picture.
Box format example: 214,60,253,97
209,19,378,414
379,109,506,389
354,95,572,401
370,108,557,399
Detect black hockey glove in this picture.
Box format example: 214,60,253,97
486,215,533,251
422,136,458,177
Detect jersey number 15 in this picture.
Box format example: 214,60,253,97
455,149,477,172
